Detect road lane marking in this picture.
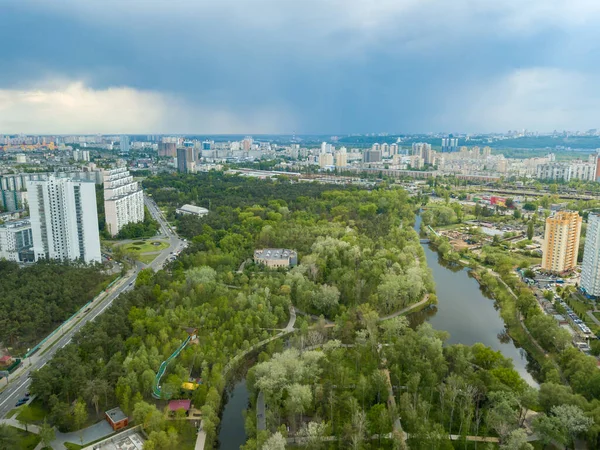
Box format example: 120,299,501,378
0,380,28,408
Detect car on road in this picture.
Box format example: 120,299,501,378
15,398,27,407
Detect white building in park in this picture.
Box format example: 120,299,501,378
176,204,209,217
27,176,101,263
254,249,298,269
103,168,144,236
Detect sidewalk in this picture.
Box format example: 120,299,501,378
1,417,116,450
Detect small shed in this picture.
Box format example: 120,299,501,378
105,407,129,431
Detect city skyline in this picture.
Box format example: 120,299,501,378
2,1,600,134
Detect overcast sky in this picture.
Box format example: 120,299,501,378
1,0,599,134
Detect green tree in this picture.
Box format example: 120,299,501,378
527,221,534,240
552,404,593,448
0,424,18,450
73,399,89,444
39,420,56,448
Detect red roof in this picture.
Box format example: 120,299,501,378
168,399,191,412
0,356,12,363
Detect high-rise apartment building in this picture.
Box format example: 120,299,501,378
103,168,144,236
177,147,196,173
541,211,582,273
318,153,333,168
581,213,600,297
363,149,382,163
158,142,177,157
27,176,101,263
121,135,130,153
335,147,348,168
441,138,458,153
381,143,390,157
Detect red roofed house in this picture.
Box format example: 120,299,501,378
0,355,14,368
168,399,191,416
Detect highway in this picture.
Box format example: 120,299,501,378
0,195,184,419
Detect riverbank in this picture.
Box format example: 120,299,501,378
424,233,549,384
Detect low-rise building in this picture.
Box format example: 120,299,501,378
175,204,209,217
254,248,298,268
105,407,129,431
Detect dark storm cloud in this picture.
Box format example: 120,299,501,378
1,0,600,133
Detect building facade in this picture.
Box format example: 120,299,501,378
0,219,34,262
177,147,196,173
581,213,600,297
541,211,582,273
27,176,101,263
103,168,144,236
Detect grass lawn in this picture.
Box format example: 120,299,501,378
64,443,84,450
138,253,159,264
5,408,19,418
17,399,48,424
11,427,41,450
122,240,168,254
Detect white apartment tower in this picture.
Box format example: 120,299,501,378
103,168,144,236
27,176,101,263
581,213,600,297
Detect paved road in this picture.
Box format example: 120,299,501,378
0,195,183,420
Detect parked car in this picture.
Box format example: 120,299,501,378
15,398,27,407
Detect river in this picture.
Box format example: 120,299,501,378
217,379,250,449
413,214,538,387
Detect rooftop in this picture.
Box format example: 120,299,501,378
176,204,209,215
168,399,191,412
105,407,128,424
254,248,296,260
0,219,31,230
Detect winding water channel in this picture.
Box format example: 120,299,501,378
216,213,538,446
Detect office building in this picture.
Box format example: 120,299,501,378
541,211,582,273
389,143,399,156
121,135,130,153
27,176,101,263
0,219,34,262
581,213,600,298
103,168,144,236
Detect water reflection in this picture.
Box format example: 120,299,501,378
414,214,539,387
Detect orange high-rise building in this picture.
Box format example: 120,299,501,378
542,211,582,273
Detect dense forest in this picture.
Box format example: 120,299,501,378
27,172,597,449
0,261,112,351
